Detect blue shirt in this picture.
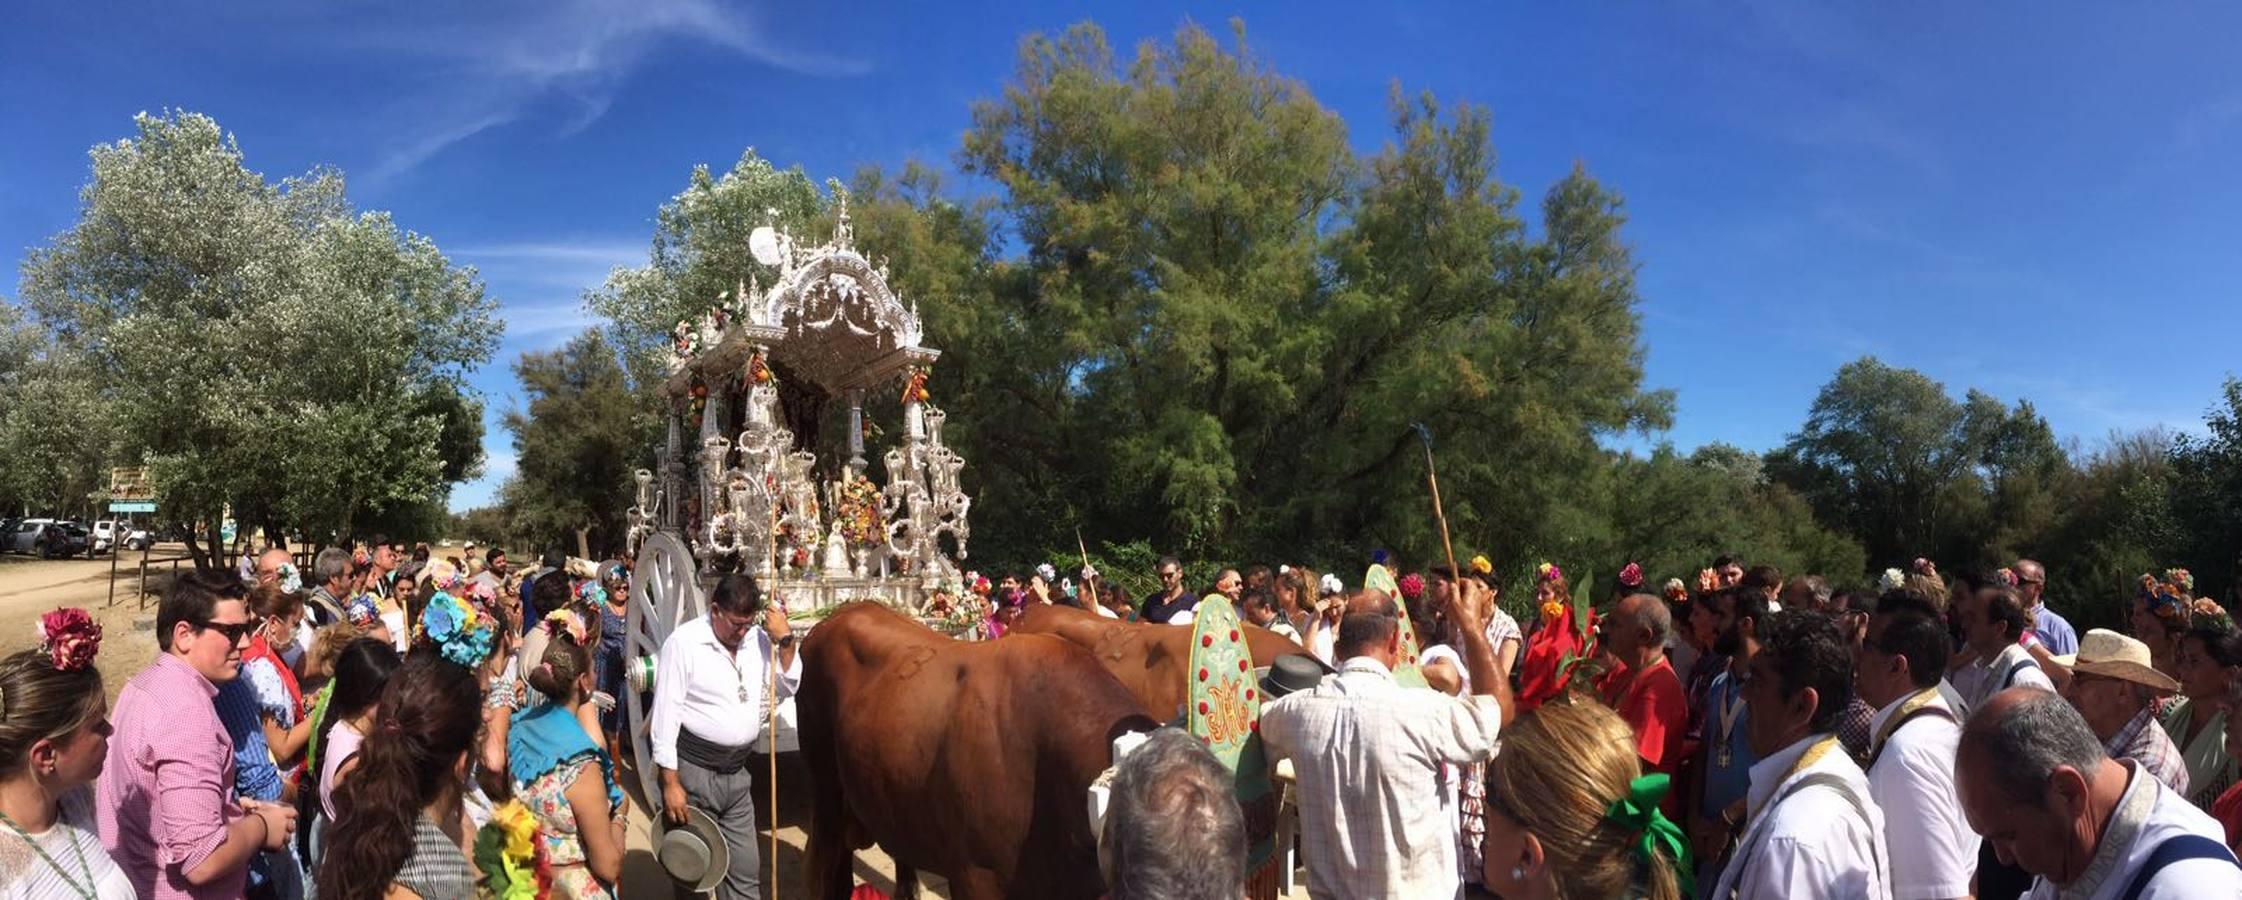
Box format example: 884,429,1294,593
213,678,294,892
2031,601,2079,657
1699,670,1762,822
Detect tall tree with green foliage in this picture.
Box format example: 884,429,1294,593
951,21,1671,570
20,111,497,564
501,330,651,559
586,150,828,388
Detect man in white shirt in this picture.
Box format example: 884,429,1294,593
1950,583,2055,716
1857,595,1975,900
1709,609,1890,900
1260,580,1509,900
1958,688,2242,899
649,573,802,900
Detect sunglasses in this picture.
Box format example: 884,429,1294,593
195,617,262,643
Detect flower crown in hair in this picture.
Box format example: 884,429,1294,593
417,591,497,667
2192,599,2234,635
345,593,383,629
1397,573,1426,602
1035,563,1057,583
352,548,372,568
1911,557,1938,578
275,562,303,594
1470,555,1492,576
1878,568,1906,593
1695,568,1719,594
1662,578,1688,605
2165,568,2195,594
1618,562,1644,590
1995,567,2019,587
576,579,607,608
544,608,589,646
2140,576,2189,625
426,558,465,593
36,608,102,673
1536,562,1564,584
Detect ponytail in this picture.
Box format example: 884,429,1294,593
314,655,479,900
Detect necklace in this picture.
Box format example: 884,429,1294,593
0,808,98,900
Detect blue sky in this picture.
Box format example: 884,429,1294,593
5,2,2239,511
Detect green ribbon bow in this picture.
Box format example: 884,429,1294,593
1602,772,1696,899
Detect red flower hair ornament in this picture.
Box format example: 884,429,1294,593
38,607,102,673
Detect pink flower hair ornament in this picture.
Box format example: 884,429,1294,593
1397,573,1426,602
37,608,102,673
1618,562,1644,590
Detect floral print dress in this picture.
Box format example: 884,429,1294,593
519,758,619,899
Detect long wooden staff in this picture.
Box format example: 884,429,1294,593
1076,528,1101,608
766,492,782,897
1411,424,1461,580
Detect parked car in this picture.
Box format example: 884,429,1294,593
5,518,53,554
58,523,92,558
5,519,89,558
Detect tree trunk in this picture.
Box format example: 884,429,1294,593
575,526,591,562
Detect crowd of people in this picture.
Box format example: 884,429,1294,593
0,539,651,900
12,538,2242,899
1078,554,2242,900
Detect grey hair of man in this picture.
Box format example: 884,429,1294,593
313,547,353,587
1102,728,1247,900
1961,688,2109,805
1622,592,1674,646
1803,574,1831,606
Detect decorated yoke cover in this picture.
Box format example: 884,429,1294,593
1186,596,1279,871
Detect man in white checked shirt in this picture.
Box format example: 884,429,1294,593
1261,579,1510,900
649,573,801,900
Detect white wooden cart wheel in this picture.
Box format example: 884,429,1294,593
625,532,706,809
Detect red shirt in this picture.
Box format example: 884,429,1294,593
1601,655,1687,775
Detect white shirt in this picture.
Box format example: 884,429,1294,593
1,787,136,900
1260,657,1503,900
1712,734,1892,900
649,615,802,769
1166,609,1196,625
1865,690,1977,900
2025,759,2242,899
1952,643,2054,716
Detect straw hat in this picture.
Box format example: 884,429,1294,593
2055,628,2180,694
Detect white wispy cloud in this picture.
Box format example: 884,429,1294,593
498,301,603,342
328,0,868,186
456,238,646,293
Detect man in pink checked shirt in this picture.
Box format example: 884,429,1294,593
97,571,297,900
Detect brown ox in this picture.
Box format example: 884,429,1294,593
797,601,1160,900
1011,602,1322,722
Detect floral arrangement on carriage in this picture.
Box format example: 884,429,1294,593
834,472,884,548
920,586,990,640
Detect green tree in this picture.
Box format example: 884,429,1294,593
501,330,651,559
2171,378,2242,605
20,111,497,565
585,150,828,388
954,22,1670,569
1602,444,1865,588
0,344,117,520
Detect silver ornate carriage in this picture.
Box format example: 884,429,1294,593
623,202,974,772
